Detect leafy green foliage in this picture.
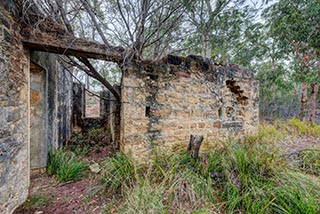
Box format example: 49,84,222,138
87,127,105,139
263,0,320,83
67,126,109,156
66,133,92,156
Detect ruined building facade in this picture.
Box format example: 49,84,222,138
0,1,258,213
121,56,259,159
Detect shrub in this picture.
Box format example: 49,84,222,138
87,127,105,138
67,132,92,156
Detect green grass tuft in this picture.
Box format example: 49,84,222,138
47,148,87,182
100,152,136,194
23,194,53,208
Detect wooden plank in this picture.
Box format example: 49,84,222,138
21,28,125,62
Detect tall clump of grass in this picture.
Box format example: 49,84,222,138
152,152,216,213
204,139,279,213
204,137,320,213
297,150,320,175
101,152,217,213
117,179,165,214
100,152,136,195
271,171,320,213
47,148,87,182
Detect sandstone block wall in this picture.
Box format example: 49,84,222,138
121,56,259,160
0,2,30,213
0,2,74,211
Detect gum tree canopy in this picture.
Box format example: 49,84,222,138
264,0,320,123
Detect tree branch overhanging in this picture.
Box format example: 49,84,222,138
21,2,124,102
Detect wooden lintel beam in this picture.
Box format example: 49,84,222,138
23,39,123,62
21,31,125,63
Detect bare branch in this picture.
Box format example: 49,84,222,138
79,0,111,46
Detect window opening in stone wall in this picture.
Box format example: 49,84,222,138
73,61,121,118
218,107,222,119
85,91,101,118
146,106,151,117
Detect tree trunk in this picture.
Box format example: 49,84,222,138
187,135,203,160
299,82,308,121
308,82,319,124
201,34,211,59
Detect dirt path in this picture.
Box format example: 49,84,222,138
15,173,109,214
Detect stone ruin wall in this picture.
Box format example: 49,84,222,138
121,55,259,160
0,2,30,213
72,82,120,146
0,2,73,212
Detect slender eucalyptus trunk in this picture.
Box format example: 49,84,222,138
299,82,308,121
271,57,278,101
308,82,319,123
201,34,211,59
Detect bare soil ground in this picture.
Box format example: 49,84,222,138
15,174,108,214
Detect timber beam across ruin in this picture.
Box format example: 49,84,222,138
21,28,125,63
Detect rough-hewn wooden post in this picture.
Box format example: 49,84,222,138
187,135,204,160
